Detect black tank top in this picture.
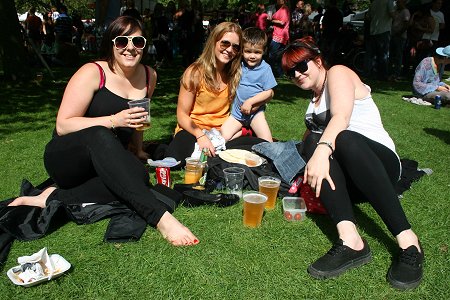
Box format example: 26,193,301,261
84,62,150,146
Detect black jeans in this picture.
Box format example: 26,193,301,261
44,126,166,226
303,130,410,236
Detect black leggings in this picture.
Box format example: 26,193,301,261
303,130,411,236
43,126,166,226
165,130,196,169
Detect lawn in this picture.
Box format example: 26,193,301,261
0,57,449,299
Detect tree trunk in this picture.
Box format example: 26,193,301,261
0,0,32,81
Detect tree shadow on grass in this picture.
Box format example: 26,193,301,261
307,204,398,255
423,128,450,145
0,66,78,138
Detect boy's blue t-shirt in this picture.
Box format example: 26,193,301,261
231,60,277,122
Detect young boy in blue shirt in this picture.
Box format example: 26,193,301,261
221,27,277,142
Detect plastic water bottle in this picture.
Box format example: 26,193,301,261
435,95,442,109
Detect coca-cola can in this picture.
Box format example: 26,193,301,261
155,167,171,187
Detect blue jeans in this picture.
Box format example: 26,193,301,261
252,140,306,184
268,40,285,77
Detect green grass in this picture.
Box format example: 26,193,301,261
0,57,449,299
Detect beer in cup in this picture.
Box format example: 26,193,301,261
243,191,268,228
128,98,151,131
258,176,281,210
184,157,204,184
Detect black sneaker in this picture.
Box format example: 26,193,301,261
307,239,372,279
387,244,424,290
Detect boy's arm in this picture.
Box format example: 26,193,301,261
241,89,274,115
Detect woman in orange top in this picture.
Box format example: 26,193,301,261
166,22,243,165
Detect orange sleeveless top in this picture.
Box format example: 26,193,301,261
175,81,231,134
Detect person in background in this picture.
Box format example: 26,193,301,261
51,6,59,22
165,22,243,165
267,0,290,77
282,36,424,290
320,0,343,66
364,0,395,80
254,4,269,33
413,45,450,104
405,5,435,75
221,27,277,142
54,5,73,44
151,3,170,69
389,0,410,81
72,11,85,51
41,11,56,60
25,6,43,48
290,0,304,41
422,0,445,55
312,5,324,41
299,3,313,38
9,16,199,247
121,0,142,21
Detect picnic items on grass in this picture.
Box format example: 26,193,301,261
7,247,71,287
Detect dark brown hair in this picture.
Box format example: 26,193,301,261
243,27,268,48
99,16,146,72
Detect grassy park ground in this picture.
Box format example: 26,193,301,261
0,57,449,299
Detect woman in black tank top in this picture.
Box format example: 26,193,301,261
8,16,199,247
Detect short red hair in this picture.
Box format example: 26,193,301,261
281,36,327,74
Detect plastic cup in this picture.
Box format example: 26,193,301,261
258,176,281,210
245,152,260,167
184,157,204,184
243,191,268,228
223,167,245,198
128,98,151,130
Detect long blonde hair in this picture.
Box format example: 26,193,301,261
181,22,243,101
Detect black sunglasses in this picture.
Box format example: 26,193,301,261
219,40,241,54
286,59,310,79
112,36,147,50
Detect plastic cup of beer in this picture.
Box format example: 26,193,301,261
258,176,281,210
128,98,151,131
184,157,204,184
223,167,245,198
243,191,268,228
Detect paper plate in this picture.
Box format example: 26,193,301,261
7,254,71,287
218,149,264,167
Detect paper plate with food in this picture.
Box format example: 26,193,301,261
218,149,264,167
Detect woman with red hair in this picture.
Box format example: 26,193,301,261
282,36,423,290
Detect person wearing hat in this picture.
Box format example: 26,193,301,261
413,45,450,105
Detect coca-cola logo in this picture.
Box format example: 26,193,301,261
160,169,167,184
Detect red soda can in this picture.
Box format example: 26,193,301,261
155,167,171,187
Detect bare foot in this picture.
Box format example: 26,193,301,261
8,187,57,208
156,212,199,246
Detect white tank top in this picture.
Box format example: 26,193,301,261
305,84,399,159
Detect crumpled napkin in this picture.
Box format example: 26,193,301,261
147,157,180,168
16,247,55,283
191,128,226,159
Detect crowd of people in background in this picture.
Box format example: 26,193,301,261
20,0,448,83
